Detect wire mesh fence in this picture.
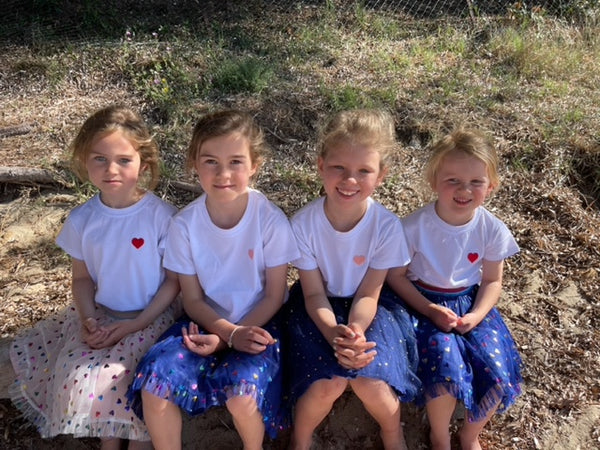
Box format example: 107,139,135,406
1,0,598,46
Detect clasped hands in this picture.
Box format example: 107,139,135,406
182,321,275,356
81,317,136,349
428,304,479,334
330,322,376,370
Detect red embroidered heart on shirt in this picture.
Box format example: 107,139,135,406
353,255,366,266
467,252,479,263
132,238,144,249
248,249,254,260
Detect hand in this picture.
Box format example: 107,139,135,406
427,304,459,332
454,312,481,334
229,325,275,355
93,320,134,348
182,322,221,356
81,317,110,348
332,323,377,370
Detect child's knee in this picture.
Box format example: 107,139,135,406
308,377,348,401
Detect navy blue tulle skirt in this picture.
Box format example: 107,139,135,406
282,282,421,406
126,314,286,438
412,284,523,421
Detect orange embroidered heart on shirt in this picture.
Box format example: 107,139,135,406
248,249,254,260
353,255,366,266
467,252,479,263
132,238,144,249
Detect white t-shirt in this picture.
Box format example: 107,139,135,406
291,196,410,297
402,202,519,289
164,188,300,324
56,192,177,312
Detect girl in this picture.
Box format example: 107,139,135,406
9,104,180,450
386,128,523,450
284,109,421,450
127,110,300,450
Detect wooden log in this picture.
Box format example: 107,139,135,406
0,338,15,399
0,166,62,186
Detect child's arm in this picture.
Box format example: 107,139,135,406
299,268,352,345
386,266,458,332
454,259,503,334
229,263,287,353
179,270,281,356
333,268,386,370
98,269,180,347
179,273,229,355
71,258,108,346
300,268,376,370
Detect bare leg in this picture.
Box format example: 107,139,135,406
128,440,154,450
290,377,348,450
350,377,406,450
458,402,499,450
141,390,182,450
101,438,122,450
426,394,457,450
226,395,265,450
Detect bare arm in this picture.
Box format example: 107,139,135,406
238,263,288,327
386,266,458,332
71,258,97,322
347,268,387,333
454,259,503,334
299,268,349,346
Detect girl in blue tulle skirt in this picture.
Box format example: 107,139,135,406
387,128,523,450
283,110,421,450
127,110,299,450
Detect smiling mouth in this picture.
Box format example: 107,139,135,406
454,197,471,205
337,188,359,197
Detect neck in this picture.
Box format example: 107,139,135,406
206,192,249,229
323,197,367,232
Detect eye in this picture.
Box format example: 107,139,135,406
119,158,132,164
359,168,373,174
471,179,485,186
93,156,106,162
230,159,242,165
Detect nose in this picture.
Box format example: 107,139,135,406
342,169,358,183
106,160,119,174
216,164,230,177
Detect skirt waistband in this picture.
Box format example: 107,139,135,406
99,304,143,320
414,280,469,294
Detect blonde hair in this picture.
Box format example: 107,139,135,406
186,110,266,174
70,104,159,190
424,128,500,189
318,109,397,169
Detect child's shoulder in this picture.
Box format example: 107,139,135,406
249,188,290,222
143,192,178,215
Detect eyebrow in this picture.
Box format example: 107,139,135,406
198,153,248,159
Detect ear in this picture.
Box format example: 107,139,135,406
317,156,325,175
139,163,148,174
249,161,258,178
376,166,388,187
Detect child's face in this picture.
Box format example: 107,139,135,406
431,150,494,225
318,142,386,212
194,132,257,205
86,130,144,208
